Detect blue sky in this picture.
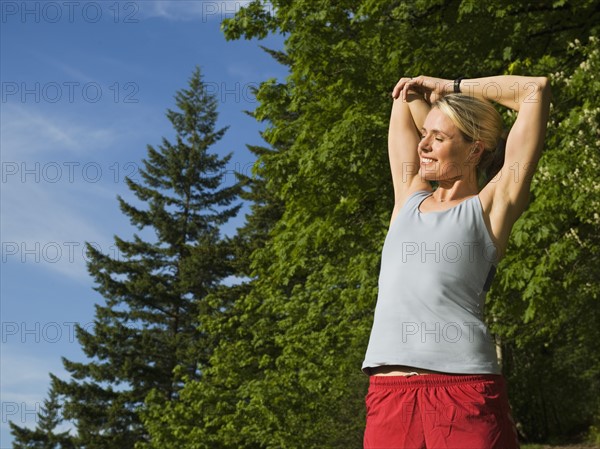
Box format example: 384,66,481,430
0,1,287,445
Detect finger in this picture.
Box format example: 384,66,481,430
392,82,402,99
392,81,405,99
392,77,412,99
402,79,415,101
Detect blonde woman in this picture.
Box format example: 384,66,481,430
362,75,551,449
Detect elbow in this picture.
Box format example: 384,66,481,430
521,77,551,113
536,76,549,89
535,76,552,99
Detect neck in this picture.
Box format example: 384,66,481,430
432,176,479,202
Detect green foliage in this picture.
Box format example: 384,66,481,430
10,383,75,449
15,2,600,447
40,67,242,449
144,1,600,447
490,35,600,441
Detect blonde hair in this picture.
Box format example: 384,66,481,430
433,94,505,183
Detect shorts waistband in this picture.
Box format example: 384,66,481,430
368,373,504,389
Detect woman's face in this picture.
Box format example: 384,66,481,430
417,108,476,182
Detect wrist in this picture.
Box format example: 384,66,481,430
453,77,466,94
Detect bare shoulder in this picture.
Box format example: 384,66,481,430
390,179,432,225
478,182,530,259
477,77,551,256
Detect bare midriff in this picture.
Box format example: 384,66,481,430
369,365,447,376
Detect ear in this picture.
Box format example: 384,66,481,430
469,142,485,163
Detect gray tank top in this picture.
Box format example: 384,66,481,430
362,190,501,374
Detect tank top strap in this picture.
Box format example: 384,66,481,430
402,190,432,212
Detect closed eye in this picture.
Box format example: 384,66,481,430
421,127,449,142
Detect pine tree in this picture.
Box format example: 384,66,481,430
46,66,241,448
10,382,75,449
142,1,600,447
139,82,288,449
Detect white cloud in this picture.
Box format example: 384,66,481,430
1,104,117,159
31,54,99,85
1,354,60,394
1,181,114,282
0,104,138,282
138,0,252,22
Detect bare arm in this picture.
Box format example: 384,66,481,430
464,76,552,254
399,75,552,255
387,78,441,218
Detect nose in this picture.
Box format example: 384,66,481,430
418,134,431,152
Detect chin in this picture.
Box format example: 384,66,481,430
418,170,439,182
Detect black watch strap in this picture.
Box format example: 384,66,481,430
454,77,465,93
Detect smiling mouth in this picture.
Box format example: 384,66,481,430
420,157,436,164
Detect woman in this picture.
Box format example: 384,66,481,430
362,75,551,449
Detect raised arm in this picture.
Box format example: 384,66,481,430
387,78,439,217
463,75,552,254
462,75,551,193
398,74,552,255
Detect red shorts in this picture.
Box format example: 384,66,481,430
364,374,520,449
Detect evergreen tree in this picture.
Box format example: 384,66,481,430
145,1,600,447
10,383,75,449
43,66,241,448
139,84,288,449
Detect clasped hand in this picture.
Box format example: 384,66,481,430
392,75,454,103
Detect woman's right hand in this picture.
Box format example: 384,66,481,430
392,75,453,103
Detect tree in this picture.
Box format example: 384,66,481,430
37,66,241,449
142,1,600,447
489,35,600,441
10,383,75,449
139,82,289,449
